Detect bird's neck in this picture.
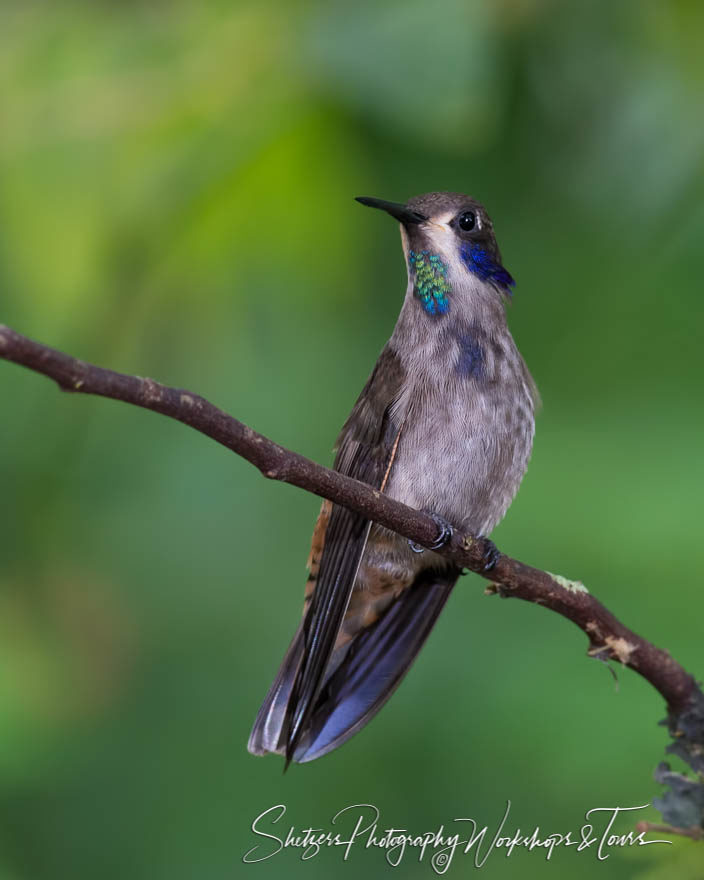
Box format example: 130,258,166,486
392,267,509,353
405,244,513,320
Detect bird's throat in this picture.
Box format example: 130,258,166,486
408,250,451,317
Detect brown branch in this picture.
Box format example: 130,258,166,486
1,323,703,767
635,821,704,842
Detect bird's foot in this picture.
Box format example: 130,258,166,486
409,511,454,554
479,537,500,572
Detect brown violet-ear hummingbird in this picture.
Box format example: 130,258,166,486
248,192,538,765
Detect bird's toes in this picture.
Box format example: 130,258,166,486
479,538,501,572
408,510,455,554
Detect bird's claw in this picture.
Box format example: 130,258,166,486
408,511,454,554
480,538,500,572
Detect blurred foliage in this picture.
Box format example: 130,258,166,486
1,0,704,877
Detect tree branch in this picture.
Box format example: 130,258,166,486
1,322,703,832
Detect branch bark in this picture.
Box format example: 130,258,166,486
1,322,703,830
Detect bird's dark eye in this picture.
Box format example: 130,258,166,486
458,211,476,232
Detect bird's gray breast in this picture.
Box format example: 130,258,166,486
386,323,535,536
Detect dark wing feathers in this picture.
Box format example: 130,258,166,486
248,345,406,762
285,345,407,760
285,507,372,754
247,622,305,756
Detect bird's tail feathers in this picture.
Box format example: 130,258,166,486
248,567,460,763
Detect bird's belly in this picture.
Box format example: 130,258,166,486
385,385,534,536
336,390,533,650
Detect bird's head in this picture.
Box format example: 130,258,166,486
356,192,515,317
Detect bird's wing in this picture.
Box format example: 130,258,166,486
245,344,405,763
284,344,407,762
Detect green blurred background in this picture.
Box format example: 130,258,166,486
1,0,703,877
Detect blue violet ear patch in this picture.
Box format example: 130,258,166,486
409,250,451,316
459,242,515,292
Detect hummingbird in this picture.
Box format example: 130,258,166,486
248,192,538,765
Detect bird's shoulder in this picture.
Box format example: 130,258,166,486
334,343,407,478
303,344,407,606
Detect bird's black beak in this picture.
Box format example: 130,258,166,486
355,196,427,226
